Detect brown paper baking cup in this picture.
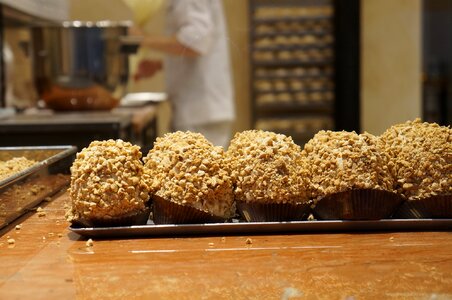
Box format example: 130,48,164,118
313,189,403,220
72,208,151,228
393,200,431,219
420,194,452,218
236,200,311,222
152,195,226,224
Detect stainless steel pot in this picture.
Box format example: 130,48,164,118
31,21,136,110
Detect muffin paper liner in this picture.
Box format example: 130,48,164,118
394,194,452,219
72,208,151,228
393,199,431,219
313,189,403,220
236,200,311,222
152,195,226,224
420,194,452,218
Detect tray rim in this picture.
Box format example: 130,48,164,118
69,219,452,239
0,145,77,189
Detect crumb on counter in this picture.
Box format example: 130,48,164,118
7,238,15,245
246,238,253,245
86,239,94,247
37,207,46,217
15,225,22,230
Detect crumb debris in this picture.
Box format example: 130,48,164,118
48,233,54,237
208,242,214,247
307,214,316,221
15,225,22,230
221,237,226,243
7,238,15,244
37,207,46,217
86,239,94,247
0,157,36,181
389,236,395,242
245,238,253,245
58,233,63,238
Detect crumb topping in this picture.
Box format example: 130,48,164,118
379,119,452,200
226,130,310,204
303,130,393,201
144,131,235,218
68,139,150,221
0,157,37,181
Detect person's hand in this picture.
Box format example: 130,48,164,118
134,59,163,81
128,25,145,37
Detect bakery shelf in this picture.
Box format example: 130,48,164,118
253,15,332,24
249,0,335,146
253,43,334,51
254,87,334,94
252,59,333,67
252,29,332,38
254,73,333,80
256,102,333,114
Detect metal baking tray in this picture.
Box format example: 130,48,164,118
69,219,452,239
0,146,77,229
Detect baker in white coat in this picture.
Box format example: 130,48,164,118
134,0,235,148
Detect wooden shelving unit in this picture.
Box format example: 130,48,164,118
249,0,335,146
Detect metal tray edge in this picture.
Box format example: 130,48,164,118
69,219,452,239
0,145,77,189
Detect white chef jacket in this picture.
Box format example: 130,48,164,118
165,0,235,127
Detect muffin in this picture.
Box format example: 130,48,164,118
380,119,452,218
67,139,151,227
144,131,235,224
226,130,311,222
304,131,401,220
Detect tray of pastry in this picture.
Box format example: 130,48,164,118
0,146,77,229
69,218,452,239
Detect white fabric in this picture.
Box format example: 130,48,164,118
165,0,235,128
174,121,233,149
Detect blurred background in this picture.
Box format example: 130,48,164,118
0,0,450,150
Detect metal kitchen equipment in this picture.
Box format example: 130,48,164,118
0,145,76,230
31,21,135,110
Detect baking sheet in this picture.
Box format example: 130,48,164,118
69,219,452,239
0,146,76,229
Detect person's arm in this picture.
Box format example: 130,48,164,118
140,35,200,58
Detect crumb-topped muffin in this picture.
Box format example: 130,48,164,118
67,139,150,226
144,131,235,220
226,130,311,222
380,119,452,218
226,130,310,205
303,130,400,220
304,130,393,200
379,119,452,200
